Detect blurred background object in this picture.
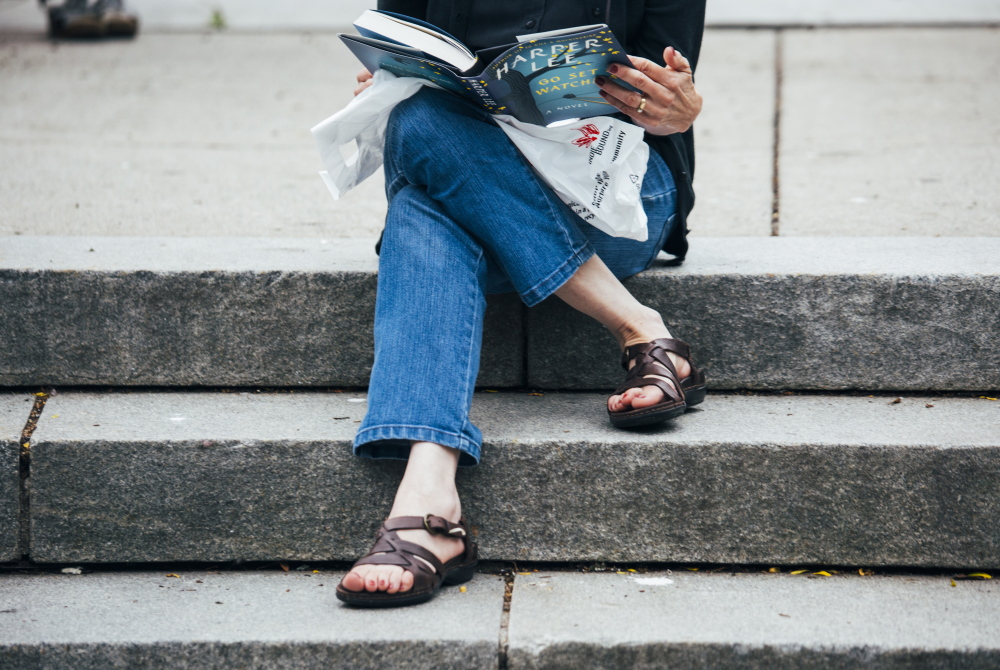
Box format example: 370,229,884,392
1,0,999,33
0,0,997,239
43,0,138,39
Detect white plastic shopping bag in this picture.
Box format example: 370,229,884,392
312,72,650,240
493,115,650,241
311,70,435,199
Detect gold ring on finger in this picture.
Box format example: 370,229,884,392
637,96,647,113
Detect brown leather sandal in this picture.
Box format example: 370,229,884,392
608,337,707,428
336,514,478,608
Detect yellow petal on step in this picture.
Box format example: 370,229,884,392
686,568,699,571
627,569,637,572
813,571,832,577
950,580,957,586
768,567,780,573
968,573,992,579
790,570,808,575
616,571,627,575
459,586,467,593
165,573,180,578
518,572,531,576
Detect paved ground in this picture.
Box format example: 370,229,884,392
2,0,998,31
1,27,996,239
1,568,997,668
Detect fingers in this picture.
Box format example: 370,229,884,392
598,75,671,112
616,59,663,91
353,68,374,96
625,54,669,83
596,76,666,128
621,55,689,94
597,85,647,123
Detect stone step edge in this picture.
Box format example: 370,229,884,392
1,569,997,670
3,235,998,391
10,390,999,568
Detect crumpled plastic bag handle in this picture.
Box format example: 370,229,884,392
311,71,649,241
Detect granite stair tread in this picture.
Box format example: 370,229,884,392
16,390,1000,567
1,568,997,669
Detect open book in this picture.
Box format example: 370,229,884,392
341,10,634,125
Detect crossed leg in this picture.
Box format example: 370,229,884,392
342,89,687,596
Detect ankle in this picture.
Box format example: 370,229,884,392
613,305,672,349
390,466,462,522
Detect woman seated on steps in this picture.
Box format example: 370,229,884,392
337,0,707,607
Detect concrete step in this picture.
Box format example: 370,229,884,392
0,569,506,670
1,569,997,669
0,395,28,562
11,390,1000,568
2,235,998,391
506,570,1000,669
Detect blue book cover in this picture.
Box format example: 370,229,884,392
340,22,633,125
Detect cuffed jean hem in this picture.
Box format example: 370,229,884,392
353,425,482,467
517,243,595,308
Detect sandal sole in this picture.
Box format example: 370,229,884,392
683,384,707,407
608,401,687,428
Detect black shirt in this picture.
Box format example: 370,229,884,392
377,0,706,261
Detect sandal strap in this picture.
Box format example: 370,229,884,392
615,362,685,404
383,514,468,537
353,531,444,582
621,337,692,371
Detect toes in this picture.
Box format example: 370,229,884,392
341,569,366,592
386,566,405,594
610,389,645,413
373,565,402,592
630,385,665,409
619,388,642,408
381,566,404,593
364,568,380,592
345,565,412,594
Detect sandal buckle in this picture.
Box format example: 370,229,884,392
423,514,439,535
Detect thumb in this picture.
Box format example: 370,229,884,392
663,46,692,74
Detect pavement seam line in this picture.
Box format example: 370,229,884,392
17,388,49,561
497,571,514,670
770,28,784,237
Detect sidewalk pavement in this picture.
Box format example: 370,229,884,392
0,28,997,239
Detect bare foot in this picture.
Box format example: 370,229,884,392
607,307,691,413
340,443,465,594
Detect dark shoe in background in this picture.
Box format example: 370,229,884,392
47,0,105,39
44,0,139,39
98,0,139,38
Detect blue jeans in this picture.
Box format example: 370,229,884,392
353,87,676,466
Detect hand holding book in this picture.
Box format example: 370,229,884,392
595,47,703,136
340,11,640,125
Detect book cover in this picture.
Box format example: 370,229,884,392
340,23,633,125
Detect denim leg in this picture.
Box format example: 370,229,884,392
357,88,678,467
354,184,488,467
483,147,679,293
384,87,595,308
